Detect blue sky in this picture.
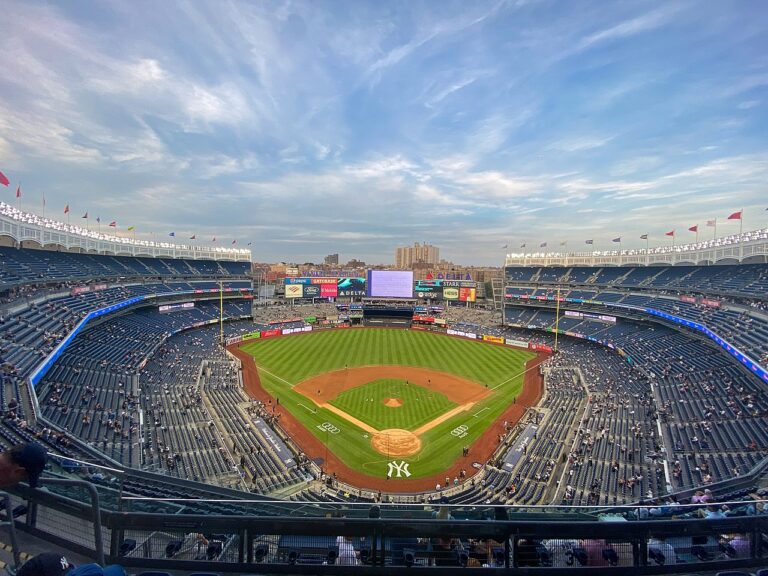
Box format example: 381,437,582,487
1,0,766,265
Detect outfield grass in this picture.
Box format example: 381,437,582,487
329,378,456,431
241,328,534,481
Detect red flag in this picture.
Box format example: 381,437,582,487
64,204,70,214
688,225,698,232
109,221,117,227
231,240,237,245
16,185,21,199
665,230,675,236
727,210,742,220
0,171,8,187
190,234,196,240
82,212,88,219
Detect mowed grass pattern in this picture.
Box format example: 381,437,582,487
241,328,535,480
329,379,456,431
241,328,525,386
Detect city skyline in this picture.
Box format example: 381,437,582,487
1,0,766,265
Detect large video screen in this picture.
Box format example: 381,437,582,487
366,270,414,298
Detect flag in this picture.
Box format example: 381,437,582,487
64,204,70,214
43,194,46,207
665,230,675,236
501,244,508,249
231,240,237,245
127,226,135,231
540,242,547,248
706,220,716,227
559,241,567,246
247,241,252,246
0,170,8,187
109,221,117,227
96,216,100,223
640,234,648,240
520,243,526,248
16,185,21,199
168,232,175,237
585,239,594,245
82,212,88,219
727,210,742,220
688,225,698,232
190,234,196,240
612,237,621,243
212,237,216,242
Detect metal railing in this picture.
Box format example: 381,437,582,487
6,479,768,575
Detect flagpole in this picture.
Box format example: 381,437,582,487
714,218,717,240
42,193,45,219
740,208,743,236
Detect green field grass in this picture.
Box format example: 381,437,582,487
329,378,456,431
241,328,534,482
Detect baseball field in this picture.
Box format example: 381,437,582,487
237,328,536,485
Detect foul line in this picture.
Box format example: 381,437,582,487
490,360,542,392
256,365,294,387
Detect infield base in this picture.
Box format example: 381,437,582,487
371,429,421,457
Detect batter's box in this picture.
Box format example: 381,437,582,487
317,422,341,434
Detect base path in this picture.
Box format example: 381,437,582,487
229,342,547,492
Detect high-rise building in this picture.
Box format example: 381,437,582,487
324,253,339,265
395,242,440,269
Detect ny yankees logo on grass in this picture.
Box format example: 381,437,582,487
387,460,412,478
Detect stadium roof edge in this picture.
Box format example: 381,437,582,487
0,201,251,262
505,227,768,267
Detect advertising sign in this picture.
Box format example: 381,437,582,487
321,284,338,298
482,335,504,344
459,287,476,302
261,329,281,338
303,285,321,298
285,284,304,298
443,287,459,300
505,338,529,348
337,278,366,297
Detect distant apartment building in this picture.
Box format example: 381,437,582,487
324,253,339,265
395,242,440,269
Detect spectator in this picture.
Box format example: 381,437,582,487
0,442,47,488
16,552,125,576
336,535,360,565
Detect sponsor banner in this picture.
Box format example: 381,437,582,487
243,331,261,340
459,287,476,302
529,343,553,353
158,302,195,313
261,328,281,338
443,287,459,300
71,286,91,296
225,335,244,346
337,277,366,297
411,325,427,331
434,318,447,326
482,335,504,344
565,310,582,318
303,285,321,298
310,277,338,284
284,277,311,285
321,284,338,298
447,329,478,339
415,288,442,299
680,295,697,304
505,338,529,348
285,284,304,298
598,314,617,323
701,298,721,308
282,326,312,335
413,315,435,323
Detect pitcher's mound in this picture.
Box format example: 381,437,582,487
384,398,402,408
371,429,421,457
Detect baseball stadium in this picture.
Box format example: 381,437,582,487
0,202,765,574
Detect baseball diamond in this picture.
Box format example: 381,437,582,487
231,327,545,491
